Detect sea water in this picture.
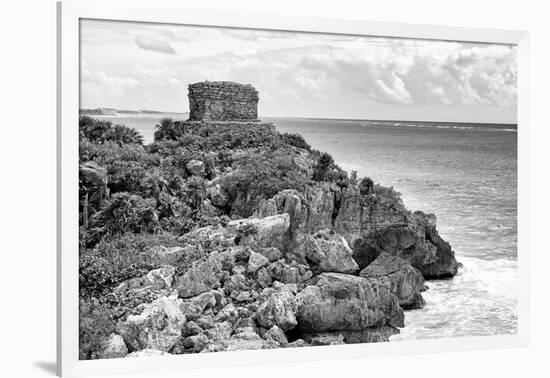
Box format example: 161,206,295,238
91,114,518,340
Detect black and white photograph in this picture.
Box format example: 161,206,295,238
77,18,518,360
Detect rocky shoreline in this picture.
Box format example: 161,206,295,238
78,82,459,359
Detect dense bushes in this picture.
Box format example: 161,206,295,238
80,116,143,145
280,132,312,151
220,152,311,216
79,298,116,360
79,233,182,297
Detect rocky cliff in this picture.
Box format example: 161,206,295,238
78,82,459,360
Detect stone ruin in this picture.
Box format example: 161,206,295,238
188,81,259,121
177,81,275,135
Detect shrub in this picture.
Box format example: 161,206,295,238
79,116,144,145
102,124,144,145
86,192,159,243
359,177,374,195
220,152,310,216
79,298,115,360
280,132,312,151
312,152,334,181
154,118,186,141
79,233,180,297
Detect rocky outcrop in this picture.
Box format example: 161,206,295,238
252,183,458,280
117,297,186,352
176,254,223,298
255,283,298,331
295,273,404,336
296,230,359,274
252,184,337,233
226,214,290,247
100,333,128,359
115,266,176,295
352,212,458,278
266,260,313,284
360,253,425,309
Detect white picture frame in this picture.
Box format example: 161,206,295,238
57,0,530,376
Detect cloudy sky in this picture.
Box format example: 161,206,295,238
80,19,517,124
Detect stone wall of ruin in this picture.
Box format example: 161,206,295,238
188,81,259,121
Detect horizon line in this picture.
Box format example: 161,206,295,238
79,108,517,126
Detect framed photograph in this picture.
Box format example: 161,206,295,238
57,0,529,376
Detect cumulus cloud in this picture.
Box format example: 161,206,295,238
80,19,517,122
134,34,176,54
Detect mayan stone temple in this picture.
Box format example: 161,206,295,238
188,81,259,121
178,81,275,134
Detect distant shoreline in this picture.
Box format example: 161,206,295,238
79,108,187,116
80,109,516,129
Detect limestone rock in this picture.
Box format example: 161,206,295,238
298,230,359,274
225,332,279,351
266,260,313,284
247,251,269,274
100,333,128,359
256,247,283,262
352,212,458,278
295,273,404,333
226,214,290,248
252,184,336,233
304,332,345,346
145,245,194,267
360,253,425,309
263,325,288,346
115,265,176,294
117,297,186,352
176,253,223,298
255,284,298,331
179,291,220,320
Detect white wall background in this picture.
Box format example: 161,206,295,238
0,0,548,377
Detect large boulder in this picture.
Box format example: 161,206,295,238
352,212,458,278
360,253,425,309
225,332,279,351
145,245,198,267
266,260,313,284
296,230,359,274
179,290,225,321
117,297,186,352
295,273,404,334
247,251,269,274
176,253,223,298
252,184,336,233
115,266,176,294
100,333,128,359
225,214,290,248
255,283,298,331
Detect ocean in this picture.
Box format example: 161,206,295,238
91,113,518,340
